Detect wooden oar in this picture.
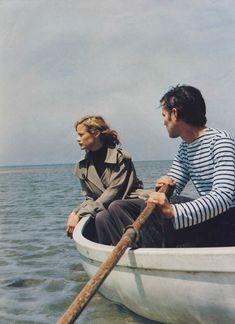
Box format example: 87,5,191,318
58,184,171,324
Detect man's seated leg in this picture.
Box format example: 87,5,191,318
108,199,164,248
107,199,144,245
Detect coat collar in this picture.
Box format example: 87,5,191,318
104,147,118,164
79,146,118,164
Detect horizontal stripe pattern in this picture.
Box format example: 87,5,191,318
168,128,235,230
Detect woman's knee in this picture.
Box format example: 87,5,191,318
108,199,126,211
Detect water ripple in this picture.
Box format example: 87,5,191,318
0,163,195,323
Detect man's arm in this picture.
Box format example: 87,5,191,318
167,144,190,195
151,137,235,230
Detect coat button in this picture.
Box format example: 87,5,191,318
82,174,86,179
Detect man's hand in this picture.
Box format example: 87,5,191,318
155,175,176,190
148,192,175,219
66,211,80,239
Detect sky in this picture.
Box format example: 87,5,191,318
1,0,235,166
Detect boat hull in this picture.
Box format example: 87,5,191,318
73,218,235,323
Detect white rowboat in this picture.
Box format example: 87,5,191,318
73,217,235,324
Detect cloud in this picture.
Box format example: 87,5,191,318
1,0,235,165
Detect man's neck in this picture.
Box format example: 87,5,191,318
180,124,208,144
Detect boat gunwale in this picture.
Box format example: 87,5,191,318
73,217,235,273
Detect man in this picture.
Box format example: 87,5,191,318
107,85,235,247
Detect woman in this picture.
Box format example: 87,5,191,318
66,115,145,244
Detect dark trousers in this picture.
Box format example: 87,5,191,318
95,199,163,247
95,197,235,247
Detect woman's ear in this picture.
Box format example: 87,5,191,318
93,129,101,139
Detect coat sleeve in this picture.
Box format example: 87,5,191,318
76,152,137,218
72,162,97,216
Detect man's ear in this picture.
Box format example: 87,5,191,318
171,108,178,121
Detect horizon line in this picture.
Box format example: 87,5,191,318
0,159,173,168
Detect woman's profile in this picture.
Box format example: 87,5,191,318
66,115,144,244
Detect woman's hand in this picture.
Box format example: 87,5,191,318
66,211,80,239
148,192,175,219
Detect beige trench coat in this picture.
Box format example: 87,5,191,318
73,147,147,218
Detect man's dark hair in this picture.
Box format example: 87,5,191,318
160,85,207,127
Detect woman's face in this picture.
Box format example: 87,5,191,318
76,124,101,151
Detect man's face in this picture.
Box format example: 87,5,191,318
162,105,180,138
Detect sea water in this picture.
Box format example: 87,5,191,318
0,162,197,324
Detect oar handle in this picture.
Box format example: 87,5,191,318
57,184,172,324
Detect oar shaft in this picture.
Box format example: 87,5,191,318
58,185,168,324
57,227,136,324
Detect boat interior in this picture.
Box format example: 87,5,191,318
81,217,235,248
82,218,98,243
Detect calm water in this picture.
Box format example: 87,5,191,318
0,161,197,324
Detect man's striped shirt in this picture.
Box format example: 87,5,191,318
168,128,235,230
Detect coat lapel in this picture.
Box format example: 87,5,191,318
88,147,119,191
75,147,119,193
87,162,106,192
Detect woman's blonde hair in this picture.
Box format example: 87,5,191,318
74,115,120,147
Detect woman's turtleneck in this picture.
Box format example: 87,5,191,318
90,145,108,178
